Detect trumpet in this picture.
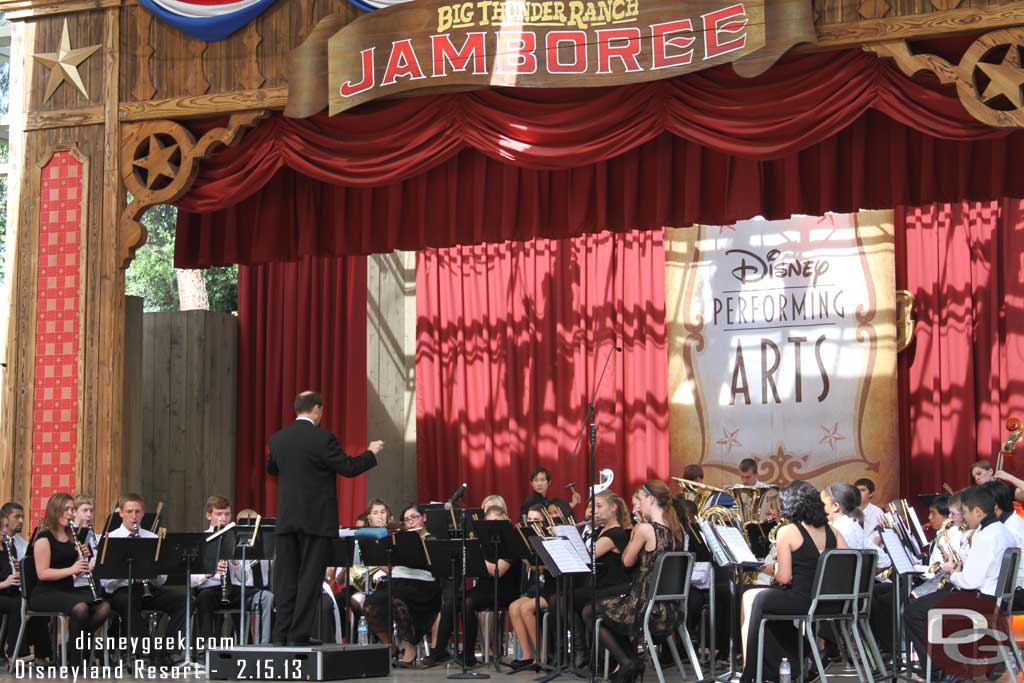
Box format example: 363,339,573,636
68,522,102,603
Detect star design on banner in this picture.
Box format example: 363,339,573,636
719,224,736,234
716,427,742,456
819,422,846,452
32,19,102,102
816,213,837,226
976,46,1024,108
132,135,180,189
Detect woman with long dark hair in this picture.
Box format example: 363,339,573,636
583,480,683,683
739,481,847,683
30,493,111,665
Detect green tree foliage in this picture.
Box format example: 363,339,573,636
125,204,237,313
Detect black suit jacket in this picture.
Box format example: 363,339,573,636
267,419,378,537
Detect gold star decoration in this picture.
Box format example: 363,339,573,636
976,46,1024,108
33,19,101,102
132,135,180,189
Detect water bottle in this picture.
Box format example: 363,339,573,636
779,658,792,683
357,616,369,645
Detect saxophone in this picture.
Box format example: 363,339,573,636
68,522,102,603
911,520,962,598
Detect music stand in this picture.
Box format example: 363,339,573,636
428,538,487,674
210,520,268,647
529,536,590,683
331,537,356,641
426,509,457,540
472,520,531,673
94,536,162,649
157,532,210,670
358,531,431,653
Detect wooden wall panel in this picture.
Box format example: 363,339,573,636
29,12,106,113
122,295,143,496
140,311,237,532
110,0,1024,106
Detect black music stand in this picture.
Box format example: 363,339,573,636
94,536,162,649
158,532,210,670
359,531,432,654
517,524,546,673
332,537,357,641
529,536,590,683
426,509,458,540
428,538,487,673
880,529,922,681
210,521,269,647
472,520,531,673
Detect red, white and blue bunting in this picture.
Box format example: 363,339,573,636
348,0,411,12
139,0,277,41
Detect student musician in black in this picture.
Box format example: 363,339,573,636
739,481,847,683
571,491,631,668
424,505,523,667
30,493,111,665
584,480,684,683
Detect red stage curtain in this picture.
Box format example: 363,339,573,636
235,254,369,525
174,49,1024,268
896,199,1024,497
416,230,667,511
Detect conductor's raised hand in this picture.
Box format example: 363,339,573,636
368,440,385,455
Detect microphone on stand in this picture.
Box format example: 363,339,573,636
444,483,468,510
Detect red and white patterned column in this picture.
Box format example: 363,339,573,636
30,150,84,525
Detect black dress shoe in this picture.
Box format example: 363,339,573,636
508,658,535,672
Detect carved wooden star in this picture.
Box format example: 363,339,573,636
33,19,102,102
976,46,1024,108
133,135,179,188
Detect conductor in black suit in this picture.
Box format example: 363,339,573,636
268,390,384,644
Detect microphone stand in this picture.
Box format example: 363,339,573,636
568,345,618,683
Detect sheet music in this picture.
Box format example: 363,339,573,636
553,525,591,566
541,538,590,574
715,526,759,564
698,520,733,567
881,529,918,575
906,505,929,548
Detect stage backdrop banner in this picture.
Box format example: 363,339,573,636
666,212,898,502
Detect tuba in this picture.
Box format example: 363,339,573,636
731,485,777,558
672,478,736,524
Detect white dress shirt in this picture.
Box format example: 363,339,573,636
11,535,27,560
948,518,1015,596
190,525,272,590
100,525,167,593
1001,513,1024,587
833,515,865,549
862,503,886,538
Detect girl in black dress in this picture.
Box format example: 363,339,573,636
365,504,442,667
739,481,847,683
507,505,554,670
31,492,111,665
584,480,683,683
571,491,631,667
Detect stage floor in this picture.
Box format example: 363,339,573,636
0,660,857,682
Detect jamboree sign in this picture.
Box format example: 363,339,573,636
322,0,810,114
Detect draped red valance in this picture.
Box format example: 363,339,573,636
175,47,1024,267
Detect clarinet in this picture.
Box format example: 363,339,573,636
3,533,18,580
68,522,102,603
127,524,154,599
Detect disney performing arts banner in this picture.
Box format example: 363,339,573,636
666,212,898,504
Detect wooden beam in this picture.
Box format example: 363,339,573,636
119,86,288,122
0,0,122,20
25,106,104,131
807,1,1024,50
